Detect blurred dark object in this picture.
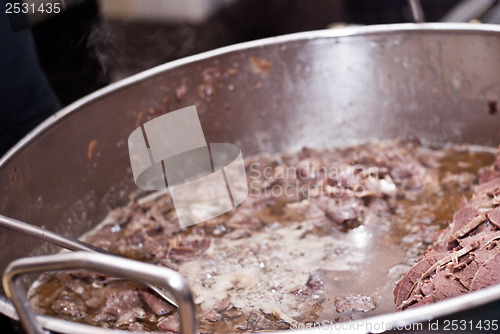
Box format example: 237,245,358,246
31,0,109,106
99,0,348,80
95,0,464,81
29,0,465,99
0,10,61,157
3,0,29,32
0,313,22,334
440,0,500,23
346,0,460,24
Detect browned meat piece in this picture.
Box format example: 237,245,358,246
458,231,500,253
199,310,220,323
158,314,180,332
453,258,480,290
290,271,325,299
121,321,147,331
169,238,210,263
225,195,269,230
390,164,412,182
51,290,87,319
394,253,447,307
226,210,263,230
85,210,131,251
487,208,500,229
474,177,500,196
138,289,175,316
417,280,435,300
93,290,142,323
296,157,322,179
404,294,435,309
470,242,500,264
432,270,468,300
448,206,479,239
387,156,430,190
470,253,500,291
86,224,123,250
235,311,290,331
324,199,364,225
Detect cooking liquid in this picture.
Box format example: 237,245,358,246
28,144,495,332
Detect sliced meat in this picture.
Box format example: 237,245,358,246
169,238,210,262
158,314,180,332
474,178,500,197
325,201,364,225
396,147,500,311
138,289,175,316
452,258,480,290
487,209,500,229
470,252,500,291
235,311,290,331
404,294,435,310
93,290,142,323
29,141,496,332
51,291,87,319
432,270,468,300
296,157,322,179
394,253,447,306
449,206,479,238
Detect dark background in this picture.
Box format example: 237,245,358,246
31,0,460,106
1,0,466,157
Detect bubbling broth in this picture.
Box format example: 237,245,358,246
28,141,495,332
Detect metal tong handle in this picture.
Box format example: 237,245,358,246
0,214,107,254
0,214,179,307
2,252,197,334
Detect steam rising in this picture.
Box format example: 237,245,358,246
86,18,233,82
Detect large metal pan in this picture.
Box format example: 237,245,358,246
1,23,500,333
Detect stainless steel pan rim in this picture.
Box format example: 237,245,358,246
2,22,500,333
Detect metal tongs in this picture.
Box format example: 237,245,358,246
0,214,197,334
